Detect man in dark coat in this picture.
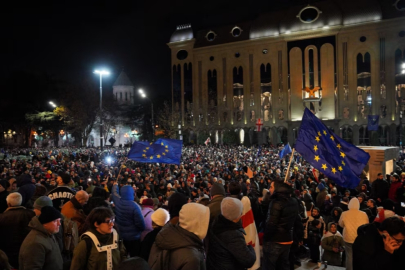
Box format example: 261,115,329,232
353,216,405,270
206,197,256,270
17,174,36,208
371,173,389,206
263,181,299,270
0,192,35,268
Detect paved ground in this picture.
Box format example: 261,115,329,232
295,261,345,269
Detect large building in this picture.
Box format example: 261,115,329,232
168,0,405,145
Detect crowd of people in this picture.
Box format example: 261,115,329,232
0,144,405,270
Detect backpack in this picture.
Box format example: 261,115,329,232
63,217,79,253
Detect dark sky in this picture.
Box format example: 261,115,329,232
3,0,309,103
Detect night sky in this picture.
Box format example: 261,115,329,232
3,0,310,110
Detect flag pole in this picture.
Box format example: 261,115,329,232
284,148,295,183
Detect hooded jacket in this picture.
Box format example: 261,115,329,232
17,174,36,208
148,203,209,270
112,184,145,241
338,198,369,243
206,215,256,270
19,216,63,270
321,223,344,266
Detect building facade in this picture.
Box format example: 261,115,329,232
168,0,405,145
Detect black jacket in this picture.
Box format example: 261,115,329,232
371,179,389,202
353,223,394,270
264,184,299,242
206,215,256,270
0,206,36,268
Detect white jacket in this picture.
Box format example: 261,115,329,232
338,198,369,243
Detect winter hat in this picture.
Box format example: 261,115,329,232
167,183,172,188
151,208,170,227
221,197,243,221
34,196,53,210
38,206,62,224
141,198,154,206
210,183,225,197
179,203,210,240
317,183,325,191
168,192,188,218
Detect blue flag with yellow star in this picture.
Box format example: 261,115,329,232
127,138,183,165
295,108,370,189
279,143,292,159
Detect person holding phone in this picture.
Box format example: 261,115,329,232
353,216,405,270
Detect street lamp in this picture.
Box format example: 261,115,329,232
49,101,56,108
94,69,110,150
138,89,154,140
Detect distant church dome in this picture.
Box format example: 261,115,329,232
113,71,134,86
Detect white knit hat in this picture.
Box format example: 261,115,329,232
151,208,170,227
179,203,210,240
221,197,243,221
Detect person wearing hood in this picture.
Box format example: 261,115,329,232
167,192,188,225
353,217,405,270
321,222,344,266
148,203,210,270
206,197,256,270
388,174,401,203
19,206,63,270
338,197,369,270
140,198,155,241
325,207,343,234
263,181,298,270
112,182,145,257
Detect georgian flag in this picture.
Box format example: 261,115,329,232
204,137,211,145
241,196,260,270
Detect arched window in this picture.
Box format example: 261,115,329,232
125,92,128,101
342,127,353,144
120,92,122,100
359,126,369,145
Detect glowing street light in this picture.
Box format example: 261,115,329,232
49,101,56,108
94,69,110,150
138,89,154,140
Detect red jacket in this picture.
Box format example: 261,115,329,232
388,181,402,202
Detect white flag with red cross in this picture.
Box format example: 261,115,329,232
241,196,260,270
204,137,211,145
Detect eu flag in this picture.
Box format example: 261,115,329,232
127,138,183,165
295,108,370,189
367,115,379,131
279,143,292,159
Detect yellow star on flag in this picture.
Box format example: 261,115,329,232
150,142,153,145
162,153,166,156
340,152,346,158
338,166,343,171
323,130,327,135
146,147,149,150
161,142,164,146
337,144,341,150
165,149,169,152
342,160,346,166
318,131,321,136
313,145,318,152
149,156,153,159
142,154,146,157
165,145,168,148
321,164,328,170
143,150,146,153
331,168,337,174
315,136,320,142
157,155,161,158
314,155,320,162
330,135,334,141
